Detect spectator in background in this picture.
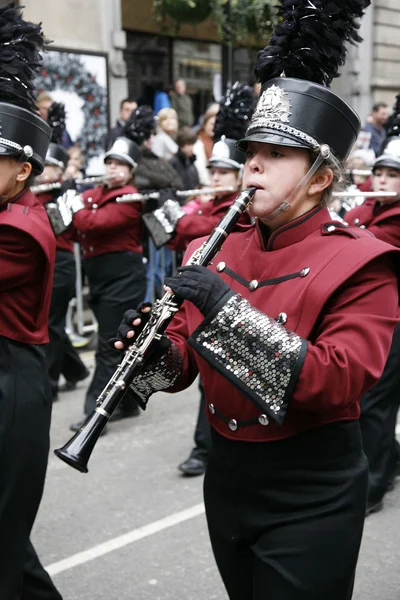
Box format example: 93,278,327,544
359,102,389,156
153,81,171,114
346,148,375,190
170,79,194,128
170,127,200,193
63,145,85,181
104,97,138,150
37,91,74,149
152,107,179,160
193,106,218,186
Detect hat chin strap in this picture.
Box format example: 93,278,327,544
264,144,332,221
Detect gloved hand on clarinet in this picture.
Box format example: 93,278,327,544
164,265,233,317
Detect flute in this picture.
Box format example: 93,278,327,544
116,186,237,203
333,191,398,199
31,173,125,194
345,169,372,177
54,187,257,473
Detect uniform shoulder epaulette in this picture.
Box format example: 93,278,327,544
321,221,375,240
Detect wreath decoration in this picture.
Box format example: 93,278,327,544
36,51,108,161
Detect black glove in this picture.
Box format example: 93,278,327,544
158,187,178,206
141,189,160,213
164,265,232,317
60,178,77,194
110,303,153,349
110,303,171,356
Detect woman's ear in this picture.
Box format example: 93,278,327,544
308,167,334,196
16,161,33,183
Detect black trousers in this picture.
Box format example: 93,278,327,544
0,339,61,599
359,323,400,503
204,422,368,600
189,379,212,462
46,250,87,396
83,251,146,415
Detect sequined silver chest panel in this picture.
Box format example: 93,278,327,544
190,294,306,424
130,342,183,404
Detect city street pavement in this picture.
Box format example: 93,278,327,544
32,353,400,600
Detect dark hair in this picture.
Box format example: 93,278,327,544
176,127,197,147
372,102,388,112
120,97,136,109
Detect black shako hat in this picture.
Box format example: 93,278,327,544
103,105,154,168
238,0,371,163
208,82,254,171
46,142,68,170
45,102,68,170
0,4,51,174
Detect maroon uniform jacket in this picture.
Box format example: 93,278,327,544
168,192,253,252
165,205,400,442
346,198,400,248
73,185,144,259
0,190,56,344
36,190,74,253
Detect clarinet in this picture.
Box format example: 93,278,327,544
54,187,256,473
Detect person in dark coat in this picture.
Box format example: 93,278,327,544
114,3,400,599
169,127,200,193
0,5,62,598
104,98,138,151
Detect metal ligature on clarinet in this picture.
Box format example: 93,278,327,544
54,186,257,473
115,186,237,203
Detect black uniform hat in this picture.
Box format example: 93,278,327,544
237,0,371,163
104,105,155,169
208,82,254,171
45,102,68,170
0,4,51,174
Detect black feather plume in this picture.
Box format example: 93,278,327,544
385,93,400,139
123,106,155,145
47,102,66,144
214,82,254,141
255,0,371,87
0,3,49,111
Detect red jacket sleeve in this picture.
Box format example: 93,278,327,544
0,225,44,290
72,202,142,234
365,217,400,248
292,255,399,413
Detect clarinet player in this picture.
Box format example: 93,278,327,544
114,1,400,598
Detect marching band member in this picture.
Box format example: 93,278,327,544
0,5,61,598
35,102,89,401
115,1,400,598
69,125,147,431
346,133,400,515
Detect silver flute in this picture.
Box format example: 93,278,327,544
333,191,398,198
54,186,257,473
31,173,125,194
116,186,237,203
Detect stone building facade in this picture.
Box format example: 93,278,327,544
21,0,400,130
